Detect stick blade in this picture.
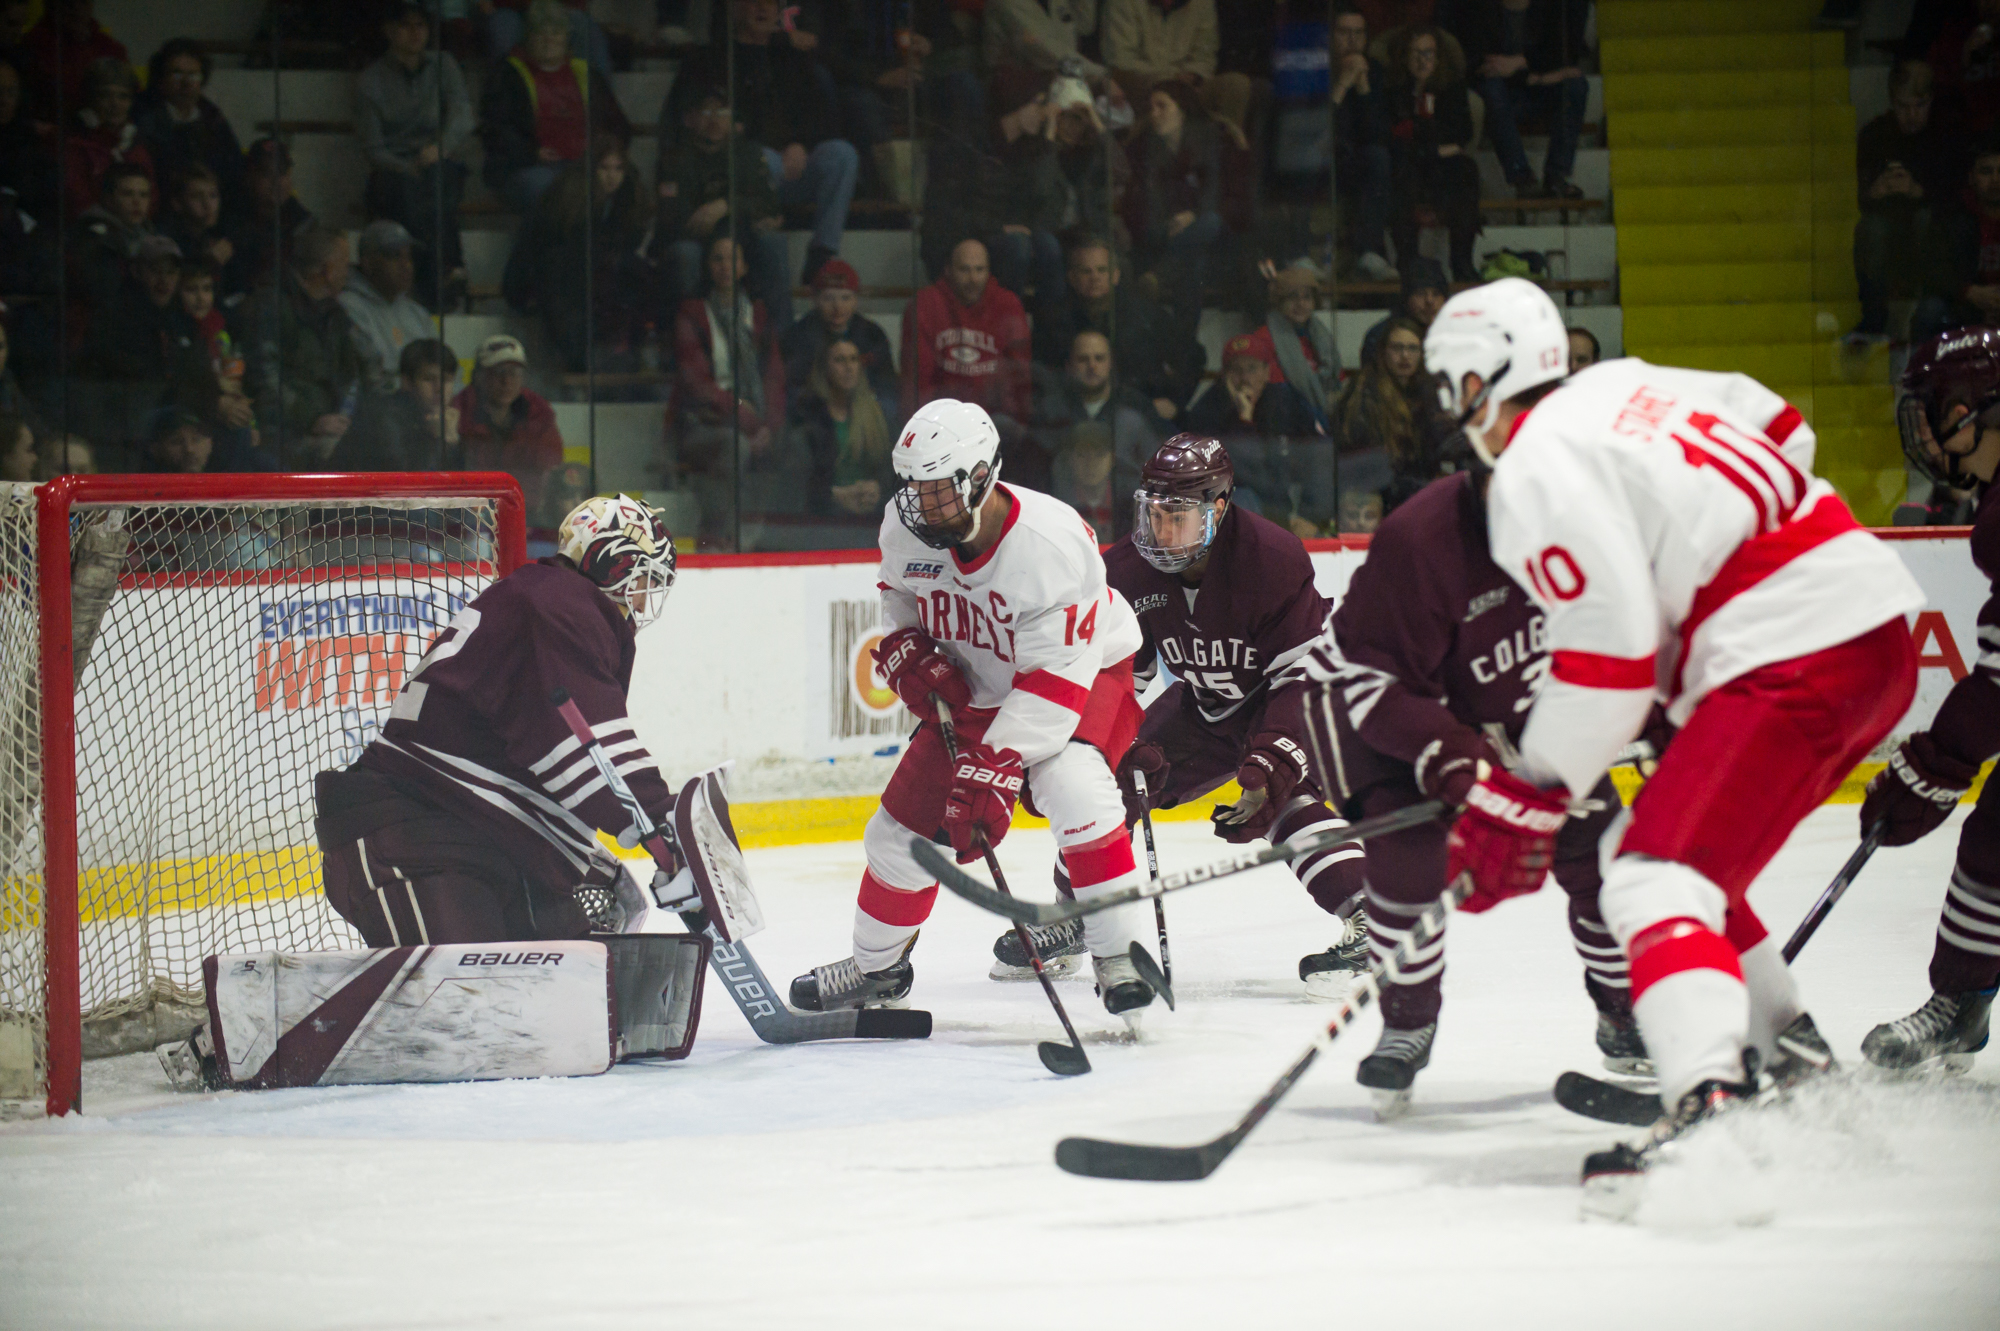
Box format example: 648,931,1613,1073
1128,942,1174,1011
854,1008,933,1040
911,839,1069,925
1553,1070,1661,1126
1054,1135,1218,1181
1038,1041,1092,1076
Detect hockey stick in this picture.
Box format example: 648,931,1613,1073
1053,872,1474,1181
550,690,929,1045
917,799,1448,929
1131,769,1171,988
1781,820,1886,963
933,698,1091,1076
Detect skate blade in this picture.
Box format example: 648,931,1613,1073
861,992,913,1010
1580,1173,1643,1224
1939,1052,1977,1074
1116,1007,1145,1040
1600,1055,1656,1081
1369,1087,1413,1121
1302,971,1366,1004
987,954,1085,982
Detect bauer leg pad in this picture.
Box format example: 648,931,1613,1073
605,934,711,1061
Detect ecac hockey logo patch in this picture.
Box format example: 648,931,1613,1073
1132,593,1170,614
905,561,945,581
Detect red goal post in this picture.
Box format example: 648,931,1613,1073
6,473,526,1117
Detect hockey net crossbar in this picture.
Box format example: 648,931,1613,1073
0,473,526,1117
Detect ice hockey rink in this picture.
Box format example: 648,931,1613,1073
3,803,1997,1330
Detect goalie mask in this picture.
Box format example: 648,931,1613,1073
1132,433,1234,573
1898,327,2000,492
892,398,1003,550
1424,277,1570,464
559,495,677,630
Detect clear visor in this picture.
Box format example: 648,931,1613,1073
1132,492,1221,573
894,470,983,550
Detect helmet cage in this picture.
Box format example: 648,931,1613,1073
895,458,997,550
1132,491,1222,573
582,531,677,630
1898,386,2000,491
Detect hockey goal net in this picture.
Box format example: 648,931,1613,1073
0,473,526,1116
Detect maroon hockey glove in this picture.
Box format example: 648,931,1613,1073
943,740,1026,864
1862,733,1979,847
1116,741,1170,826
1214,733,1311,844
873,627,971,715
1445,769,1567,913
1413,727,1500,811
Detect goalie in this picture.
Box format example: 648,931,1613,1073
314,495,681,946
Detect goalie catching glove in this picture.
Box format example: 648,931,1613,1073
943,739,1025,863
1445,768,1567,913
874,627,971,715
1861,732,1978,847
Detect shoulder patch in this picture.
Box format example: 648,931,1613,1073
1463,586,1509,622
904,560,944,581
1131,592,1170,615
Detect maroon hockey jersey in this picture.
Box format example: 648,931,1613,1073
350,558,675,892
1928,481,2000,764
1314,472,1547,800
1105,503,1330,741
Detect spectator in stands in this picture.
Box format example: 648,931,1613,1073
19,0,127,126
1567,325,1599,370
507,138,657,373
1852,61,1961,342
455,333,564,525
1361,255,1450,362
901,237,1032,432
1123,81,1223,329
1101,0,1253,135
789,335,900,521
159,164,241,302
1452,0,1589,200
1032,236,1203,423
340,221,437,395
240,221,368,464
1927,0,2000,136
229,139,313,293
334,338,464,472
135,40,244,221
61,57,151,218
1330,4,1396,282
1050,75,1128,247
1241,265,1338,434
0,408,31,480
0,317,45,437
1184,332,1327,535
68,161,155,313
1917,138,2000,339
920,67,1066,301
35,434,94,478
479,0,630,215
654,79,791,330
671,0,859,286
0,1,34,70
1385,26,1481,282
1031,327,1162,518
142,406,212,474
167,256,259,463
1334,314,1454,516
360,4,475,313
671,233,792,546
780,259,898,407
485,0,614,74
0,57,58,222
985,0,1104,80
813,0,946,183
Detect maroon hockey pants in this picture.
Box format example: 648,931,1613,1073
1932,776,2000,994
321,821,596,948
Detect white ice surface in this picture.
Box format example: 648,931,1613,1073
4,805,1999,1330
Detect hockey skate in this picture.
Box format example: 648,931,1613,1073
1860,988,1995,1073
1356,1022,1435,1120
789,950,915,1012
1764,1012,1839,1090
1092,952,1156,1033
1595,1008,1653,1079
1299,911,1370,1004
989,918,1087,980
1580,1054,1758,1223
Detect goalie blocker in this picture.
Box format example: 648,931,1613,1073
164,934,710,1091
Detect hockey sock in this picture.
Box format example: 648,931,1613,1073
1736,933,1804,1064
1629,917,1749,1103
1273,799,1366,915
1366,884,1446,1028
1050,858,1079,902
1930,863,2000,994
1569,905,1631,1012
1064,827,1144,959
853,869,935,971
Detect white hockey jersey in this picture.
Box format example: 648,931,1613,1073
879,483,1142,766
1489,359,1926,796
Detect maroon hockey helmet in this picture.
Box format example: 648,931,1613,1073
1899,327,2000,489
1133,433,1235,572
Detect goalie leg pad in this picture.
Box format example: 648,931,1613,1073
206,941,617,1089
605,934,711,1060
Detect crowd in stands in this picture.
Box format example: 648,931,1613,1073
0,0,1623,549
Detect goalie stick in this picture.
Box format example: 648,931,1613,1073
550,691,930,1045
917,800,1447,928
1053,872,1475,1181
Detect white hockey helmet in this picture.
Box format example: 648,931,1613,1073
558,494,677,630
1423,277,1570,463
892,397,1004,549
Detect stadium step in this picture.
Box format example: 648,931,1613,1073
1607,103,1855,150
1603,68,1848,111
1598,29,1844,75
1618,261,1863,306
1596,0,1827,39
1610,143,1853,188
1615,221,1849,266
1622,302,1860,347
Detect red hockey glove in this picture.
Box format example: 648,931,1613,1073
1413,727,1500,811
1116,741,1170,827
873,627,971,715
943,740,1025,863
1862,733,1978,847
1214,733,1311,844
1445,768,1567,913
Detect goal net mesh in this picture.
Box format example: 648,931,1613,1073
0,487,504,1109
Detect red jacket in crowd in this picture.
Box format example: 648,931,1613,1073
900,273,1032,422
